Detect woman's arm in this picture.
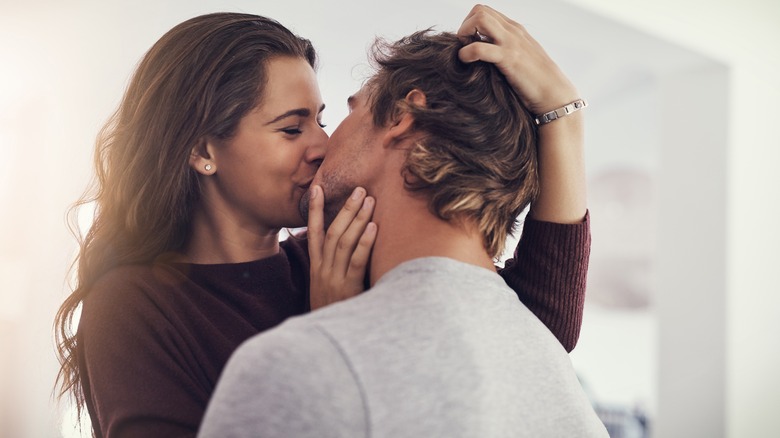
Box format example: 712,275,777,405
78,270,210,437
457,5,589,351
499,215,591,352
458,5,586,223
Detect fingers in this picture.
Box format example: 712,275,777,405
455,4,575,113
457,4,516,45
345,222,377,285
458,42,504,64
321,187,368,270
332,195,375,274
308,186,377,311
458,4,504,32
307,185,325,268
456,5,524,67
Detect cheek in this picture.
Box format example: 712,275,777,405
266,147,304,176
318,156,358,216
318,146,349,186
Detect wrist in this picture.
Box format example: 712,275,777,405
528,76,579,113
534,99,587,126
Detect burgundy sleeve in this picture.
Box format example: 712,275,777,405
78,272,206,438
498,212,591,352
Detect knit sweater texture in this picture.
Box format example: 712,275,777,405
199,257,607,437
77,215,590,437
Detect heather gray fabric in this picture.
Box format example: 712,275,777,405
198,257,608,438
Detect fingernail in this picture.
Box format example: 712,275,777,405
351,187,364,200
310,185,319,200
362,197,374,210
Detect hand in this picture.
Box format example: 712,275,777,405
307,185,377,310
459,5,587,224
457,4,579,115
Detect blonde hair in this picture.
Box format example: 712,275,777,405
368,30,539,258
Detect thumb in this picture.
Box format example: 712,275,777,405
458,43,502,64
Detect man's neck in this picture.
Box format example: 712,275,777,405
368,186,496,287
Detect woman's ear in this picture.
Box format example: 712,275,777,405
383,89,427,147
189,138,216,175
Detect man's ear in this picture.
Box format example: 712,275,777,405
383,89,427,148
189,137,217,175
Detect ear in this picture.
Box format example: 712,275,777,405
382,89,427,148
189,137,217,175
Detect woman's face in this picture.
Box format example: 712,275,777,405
205,56,327,230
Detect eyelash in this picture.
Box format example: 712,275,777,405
281,122,327,136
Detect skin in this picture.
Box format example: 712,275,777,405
308,89,386,227
456,5,586,223
186,56,331,264
306,4,588,292
184,4,586,306
304,88,384,307
312,87,497,286
184,55,377,307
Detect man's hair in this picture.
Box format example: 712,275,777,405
367,30,539,258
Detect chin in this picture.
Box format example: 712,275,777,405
285,216,306,229
322,201,342,229
298,187,313,222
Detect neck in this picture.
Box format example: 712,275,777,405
182,200,280,264
368,184,495,287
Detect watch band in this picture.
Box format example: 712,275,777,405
534,99,588,125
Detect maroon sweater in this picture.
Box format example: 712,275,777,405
78,215,590,437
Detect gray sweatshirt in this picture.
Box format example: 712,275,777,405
199,257,608,438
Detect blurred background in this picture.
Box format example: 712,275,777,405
1,0,778,436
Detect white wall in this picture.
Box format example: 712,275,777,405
565,1,780,437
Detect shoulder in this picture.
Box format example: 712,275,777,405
227,318,353,384
84,264,180,312
200,319,367,437
80,263,187,339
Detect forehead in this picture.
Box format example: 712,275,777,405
259,57,321,109
347,85,379,122
348,86,369,106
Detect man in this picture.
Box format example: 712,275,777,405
198,12,606,438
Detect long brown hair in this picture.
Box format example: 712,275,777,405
367,30,539,258
54,12,316,417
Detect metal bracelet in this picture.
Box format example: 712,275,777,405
534,99,588,125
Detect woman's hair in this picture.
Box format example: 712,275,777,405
54,12,316,416
367,30,539,258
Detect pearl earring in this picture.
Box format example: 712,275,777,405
205,164,212,172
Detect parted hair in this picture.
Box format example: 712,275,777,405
54,12,316,419
367,30,539,258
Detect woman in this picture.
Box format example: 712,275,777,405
55,7,590,437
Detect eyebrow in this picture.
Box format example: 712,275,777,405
265,103,326,125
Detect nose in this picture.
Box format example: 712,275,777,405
305,126,329,165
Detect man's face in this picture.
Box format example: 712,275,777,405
300,86,382,226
